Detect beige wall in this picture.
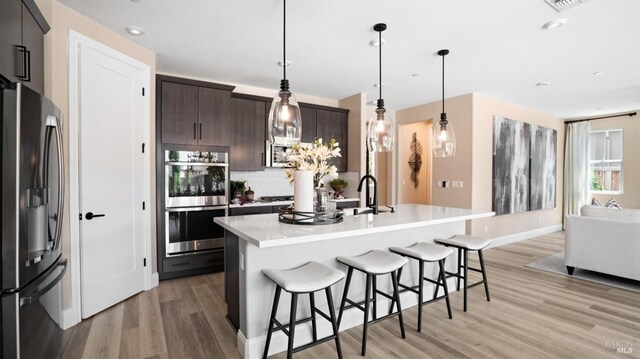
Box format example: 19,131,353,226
395,93,565,239
590,110,640,208
397,121,430,204
396,94,474,210
36,0,157,310
470,93,564,238
339,93,367,203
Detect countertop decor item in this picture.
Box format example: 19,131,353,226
245,187,255,201
230,180,246,199
278,207,344,225
433,49,456,157
268,0,302,146
293,170,313,213
284,138,341,189
367,23,394,153
330,178,347,192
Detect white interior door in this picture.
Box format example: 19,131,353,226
78,43,146,319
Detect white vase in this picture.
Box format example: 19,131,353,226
293,170,314,213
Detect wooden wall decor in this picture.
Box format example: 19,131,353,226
408,132,423,188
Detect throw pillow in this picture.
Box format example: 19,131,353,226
605,198,621,209
591,197,601,206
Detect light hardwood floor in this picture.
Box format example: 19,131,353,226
60,232,640,358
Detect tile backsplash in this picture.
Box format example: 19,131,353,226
231,169,361,199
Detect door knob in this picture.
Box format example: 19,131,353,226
85,212,105,220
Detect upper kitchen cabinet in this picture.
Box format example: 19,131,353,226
300,106,317,144
300,104,349,172
0,0,48,95
157,75,234,146
230,94,269,171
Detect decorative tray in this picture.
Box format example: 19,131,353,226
278,208,344,225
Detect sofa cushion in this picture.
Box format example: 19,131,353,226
581,205,640,222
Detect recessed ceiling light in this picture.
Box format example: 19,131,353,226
277,60,291,67
411,73,419,77
370,39,386,47
536,81,551,86
125,26,145,36
130,0,141,2
373,83,385,88
593,71,604,76
542,19,567,30
596,107,603,110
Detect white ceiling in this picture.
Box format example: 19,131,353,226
59,0,640,119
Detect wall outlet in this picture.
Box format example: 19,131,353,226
484,225,489,233
439,180,449,188
452,181,463,188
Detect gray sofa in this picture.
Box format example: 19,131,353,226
564,205,640,281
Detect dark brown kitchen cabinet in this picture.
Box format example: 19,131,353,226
300,106,317,143
230,95,268,170
316,108,348,172
198,87,231,146
0,0,48,95
158,74,234,146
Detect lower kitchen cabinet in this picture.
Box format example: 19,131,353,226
229,205,273,216
160,250,224,280
336,200,359,209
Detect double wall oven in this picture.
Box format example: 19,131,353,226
164,149,228,257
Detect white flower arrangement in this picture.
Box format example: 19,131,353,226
285,138,342,188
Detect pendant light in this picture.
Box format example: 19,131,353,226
268,0,302,146
367,23,394,153
433,49,456,157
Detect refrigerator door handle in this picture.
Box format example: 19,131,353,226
19,259,67,308
46,116,65,251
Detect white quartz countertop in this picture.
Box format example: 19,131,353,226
215,204,494,248
228,198,359,208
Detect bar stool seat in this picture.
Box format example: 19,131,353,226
389,242,454,261
336,250,407,356
263,262,345,293
262,261,345,359
337,250,408,275
435,235,491,251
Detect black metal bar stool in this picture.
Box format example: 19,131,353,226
434,235,491,312
262,261,345,359
388,242,454,331
336,250,407,356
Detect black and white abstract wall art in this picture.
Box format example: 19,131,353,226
492,116,557,216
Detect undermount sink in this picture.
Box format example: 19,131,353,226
344,206,394,216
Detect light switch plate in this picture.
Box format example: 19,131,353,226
452,181,463,188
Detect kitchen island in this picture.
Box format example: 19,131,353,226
215,204,494,359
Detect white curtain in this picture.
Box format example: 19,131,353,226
563,121,591,223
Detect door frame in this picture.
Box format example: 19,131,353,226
66,30,154,329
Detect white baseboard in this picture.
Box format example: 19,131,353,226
61,307,80,330
488,224,563,248
147,272,159,290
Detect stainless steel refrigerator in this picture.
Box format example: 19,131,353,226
1,83,66,358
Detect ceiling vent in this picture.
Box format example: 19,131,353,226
544,0,588,12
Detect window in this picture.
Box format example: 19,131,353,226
590,129,623,193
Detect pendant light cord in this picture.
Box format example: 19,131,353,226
441,53,445,115
379,29,382,101
283,0,287,81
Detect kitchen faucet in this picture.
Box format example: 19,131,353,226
357,175,378,215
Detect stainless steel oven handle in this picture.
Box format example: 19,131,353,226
165,161,228,167
165,205,228,213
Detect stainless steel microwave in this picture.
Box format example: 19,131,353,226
265,141,312,167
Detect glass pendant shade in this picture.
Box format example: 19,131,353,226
269,88,302,146
433,118,456,157
368,108,394,152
